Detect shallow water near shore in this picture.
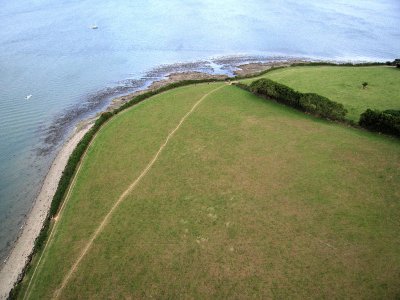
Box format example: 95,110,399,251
0,0,399,265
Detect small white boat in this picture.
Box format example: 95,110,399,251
91,25,98,29
25,94,32,100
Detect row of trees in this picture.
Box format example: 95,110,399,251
248,78,348,121
239,79,399,138
385,59,400,68
359,109,400,137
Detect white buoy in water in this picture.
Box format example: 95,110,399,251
25,94,32,100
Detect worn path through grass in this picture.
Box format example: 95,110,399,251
53,84,225,299
20,82,226,299
19,82,400,299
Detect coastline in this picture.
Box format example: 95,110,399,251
0,70,229,300
105,61,302,112
0,122,93,299
107,71,228,111
0,59,306,298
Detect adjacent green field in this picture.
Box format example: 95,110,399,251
19,82,400,299
241,66,400,121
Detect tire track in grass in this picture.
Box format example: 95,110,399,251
37,84,223,299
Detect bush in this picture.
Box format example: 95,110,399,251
248,78,347,121
250,78,301,107
359,109,400,137
299,93,347,120
386,59,400,68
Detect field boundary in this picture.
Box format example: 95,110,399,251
235,67,400,139
232,61,387,80
22,121,105,300
24,84,224,299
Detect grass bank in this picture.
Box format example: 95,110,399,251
18,82,400,299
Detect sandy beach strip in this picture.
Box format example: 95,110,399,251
0,124,93,299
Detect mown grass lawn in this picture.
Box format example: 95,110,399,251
20,82,400,299
241,66,400,121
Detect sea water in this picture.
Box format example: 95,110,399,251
0,0,399,264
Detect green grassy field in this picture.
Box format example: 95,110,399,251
19,82,400,299
241,66,400,121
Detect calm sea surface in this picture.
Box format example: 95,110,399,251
0,0,399,263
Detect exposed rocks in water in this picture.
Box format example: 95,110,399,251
34,56,309,158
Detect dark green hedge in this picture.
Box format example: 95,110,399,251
386,59,400,68
247,78,347,121
233,82,251,91
359,109,400,137
49,112,113,217
299,93,348,121
291,62,386,67
232,61,386,81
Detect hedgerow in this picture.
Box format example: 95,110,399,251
291,62,386,67
246,78,347,121
359,109,400,137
